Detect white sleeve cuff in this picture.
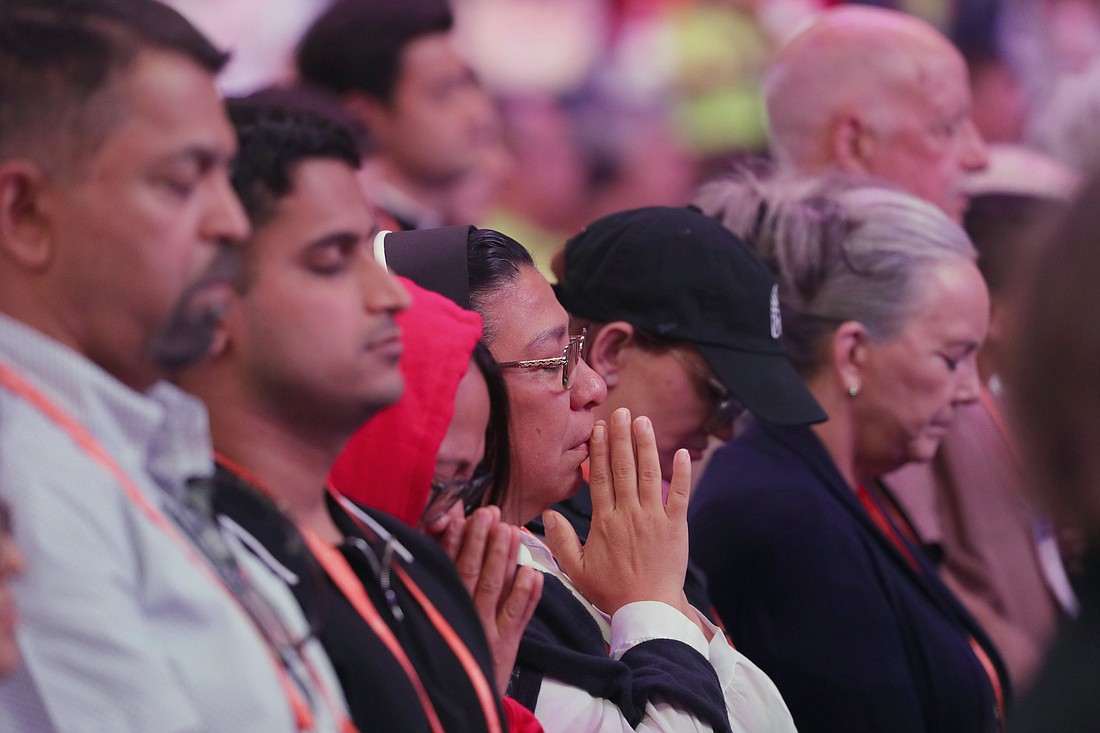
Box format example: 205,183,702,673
609,601,710,660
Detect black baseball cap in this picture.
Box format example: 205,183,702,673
555,206,826,426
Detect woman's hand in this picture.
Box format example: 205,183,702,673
542,407,693,616
450,506,544,693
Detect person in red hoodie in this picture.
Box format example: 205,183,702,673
331,277,545,726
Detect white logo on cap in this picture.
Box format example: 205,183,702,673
770,284,782,339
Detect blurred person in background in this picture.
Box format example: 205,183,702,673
1006,167,1100,733
297,0,500,231
764,5,988,223
489,87,695,282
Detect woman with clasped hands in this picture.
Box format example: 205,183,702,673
465,227,795,733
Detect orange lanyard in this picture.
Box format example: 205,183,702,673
215,451,501,733
856,482,1005,724
298,526,447,733
0,358,327,732
331,488,504,733
855,484,922,572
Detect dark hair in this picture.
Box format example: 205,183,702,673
470,341,511,510
0,0,227,168
466,228,535,344
964,193,1068,296
244,84,376,157
297,0,453,104
1009,172,1100,533
227,97,362,230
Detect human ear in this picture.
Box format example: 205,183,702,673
203,292,244,362
0,161,52,271
341,90,391,142
831,112,874,174
831,320,868,396
206,322,231,361
588,322,633,390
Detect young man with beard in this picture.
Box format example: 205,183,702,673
0,1,349,731
178,98,540,733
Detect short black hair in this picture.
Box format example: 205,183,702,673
297,0,453,104
0,0,227,169
227,96,362,230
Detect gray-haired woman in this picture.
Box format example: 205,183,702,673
689,174,1010,733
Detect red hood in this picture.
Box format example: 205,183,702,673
329,277,483,525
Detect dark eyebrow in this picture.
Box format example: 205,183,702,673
305,231,361,253
526,324,567,353
158,145,233,171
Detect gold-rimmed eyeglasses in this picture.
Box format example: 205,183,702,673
497,328,587,389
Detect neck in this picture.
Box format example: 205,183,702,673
372,159,454,225
804,372,862,488
0,286,158,392
502,500,531,528
210,401,346,544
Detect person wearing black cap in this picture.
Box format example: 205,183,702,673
543,205,826,613
555,206,827,471
456,225,798,733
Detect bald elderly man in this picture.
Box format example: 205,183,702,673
764,6,987,222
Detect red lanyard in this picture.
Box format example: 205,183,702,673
855,484,922,572
215,451,501,733
856,482,1005,723
0,358,332,732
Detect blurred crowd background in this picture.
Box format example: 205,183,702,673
150,0,1095,289
166,0,1100,204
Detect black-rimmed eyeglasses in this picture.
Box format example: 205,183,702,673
421,473,494,525
666,346,746,435
497,328,587,389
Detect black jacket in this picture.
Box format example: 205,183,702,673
689,422,1010,733
213,466,505,733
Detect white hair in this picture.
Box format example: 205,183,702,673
695,171,976,374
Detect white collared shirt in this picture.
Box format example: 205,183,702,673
0,314,347,733
518,531,797,733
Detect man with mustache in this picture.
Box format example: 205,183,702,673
0,1,349,730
